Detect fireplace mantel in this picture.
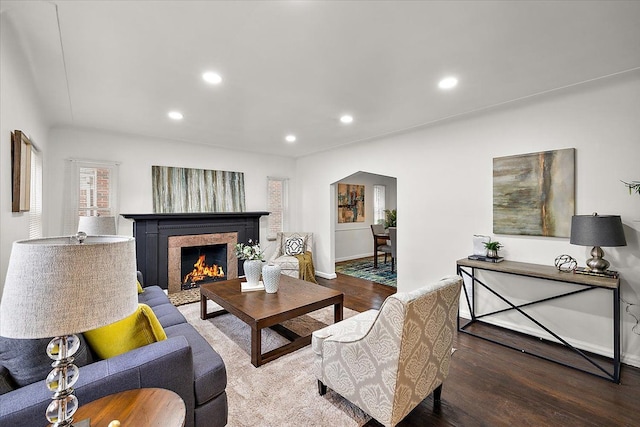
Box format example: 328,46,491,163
122,212,269,289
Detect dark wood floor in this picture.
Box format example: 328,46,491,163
316,272,640,427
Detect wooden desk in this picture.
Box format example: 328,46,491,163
65,388,186,427
456,258,620,383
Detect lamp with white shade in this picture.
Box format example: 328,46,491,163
77,216,117,235
0,234,137,427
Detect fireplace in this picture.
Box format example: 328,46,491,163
167,232,238,293
122,212,269,292
181,244,227,289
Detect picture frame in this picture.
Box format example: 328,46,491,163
337,183,365,223
493,148,575,237
11,130,32,212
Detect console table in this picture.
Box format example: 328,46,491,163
456,258,620,383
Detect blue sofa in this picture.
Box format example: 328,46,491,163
0,273,227,427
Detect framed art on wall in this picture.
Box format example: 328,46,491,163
11,130,32,212
493,148,575,237
152,165,246,213
337,183,365,223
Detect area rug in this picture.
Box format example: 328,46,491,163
168,288,200,306
178,302,371,427
335,257,397,287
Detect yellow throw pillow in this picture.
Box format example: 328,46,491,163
84,304,166,359
137,280,144,294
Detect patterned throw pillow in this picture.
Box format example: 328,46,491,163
284,236,305,256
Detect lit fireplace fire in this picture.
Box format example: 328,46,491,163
183,255,225,285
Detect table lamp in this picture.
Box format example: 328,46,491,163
570,213,627,273
0,234,138,427
77,216,117,235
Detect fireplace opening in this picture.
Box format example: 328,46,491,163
181,244,227,290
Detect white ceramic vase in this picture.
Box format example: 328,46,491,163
262,263,281,293
243,259,263,286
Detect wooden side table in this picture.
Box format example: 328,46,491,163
52,388,186,427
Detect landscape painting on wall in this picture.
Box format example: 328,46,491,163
493,148,575,237
337,183,365,223
152,166,245,213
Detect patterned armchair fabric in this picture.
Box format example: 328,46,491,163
312,275,462,427
267,232,314,278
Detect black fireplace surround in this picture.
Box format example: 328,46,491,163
122,212,269,290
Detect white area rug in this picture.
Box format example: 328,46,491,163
178,302,371,427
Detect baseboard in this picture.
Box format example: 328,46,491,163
316,271,337,280
457,314,640,369
335,253,373,263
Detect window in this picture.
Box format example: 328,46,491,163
28,148,43,238
373,185,386,225
63,160,119,234
78,166,113,217
267,177,288,240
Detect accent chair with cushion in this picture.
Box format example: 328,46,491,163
268,232,314,278
312,275,463,427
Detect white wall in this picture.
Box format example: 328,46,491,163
46,127,297,260
334,171,397,262
296,71,640,366
0,14,51,297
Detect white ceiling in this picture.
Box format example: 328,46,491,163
2,0,640,158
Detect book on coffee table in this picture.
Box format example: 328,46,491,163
241,281,265,292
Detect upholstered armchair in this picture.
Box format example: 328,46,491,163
312,275,462,427
268,232,314,278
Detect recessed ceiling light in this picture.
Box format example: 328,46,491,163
285,135,296,143
202,71,222,85
438,77,458,90
340,115,354,124
168,111,183,120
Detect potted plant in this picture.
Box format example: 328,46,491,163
234,240,264,285
384,209,397,228
622,180,640,196
483,241,503,258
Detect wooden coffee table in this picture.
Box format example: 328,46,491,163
200,275,344,367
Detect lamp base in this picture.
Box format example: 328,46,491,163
585,246,610,273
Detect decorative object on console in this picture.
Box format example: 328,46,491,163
570,213,627,273
493,148,575,237
337,183,365,223
0,234,137,427
467,254,504,263
151,165,246,213
554,254,577,272
483,241,503,259
621,180,640,196
473,235,491,256
262,263,282,293
78,215,117,235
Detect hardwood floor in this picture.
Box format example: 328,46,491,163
316,272,640,427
